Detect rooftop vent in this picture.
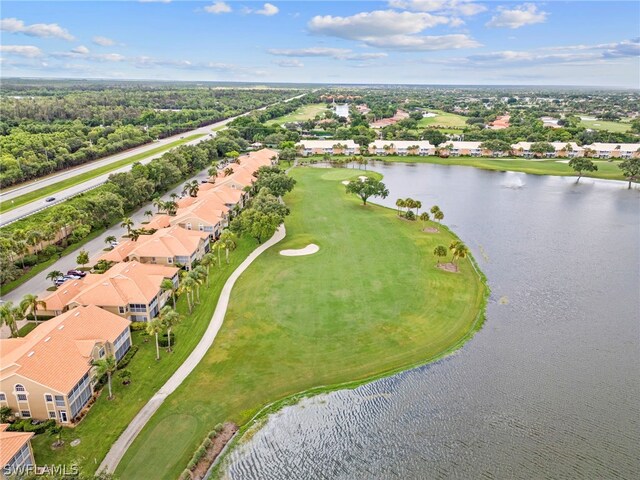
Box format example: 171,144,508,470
27,351,35,357
58,325,64,330
44,337,51,342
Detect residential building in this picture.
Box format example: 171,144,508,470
368,140,435,156
444,141,485,156
0,306,131,423
98,225,210,270
40,261,179,321
512,142,585,158
296,140,359,156
488,115,510,129
1,424,35,476
370,110,410,129
584,143,640,159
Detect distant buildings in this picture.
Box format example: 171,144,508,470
0,306,131,424
370,110,410,129
488,115,510,129
334,103,349,119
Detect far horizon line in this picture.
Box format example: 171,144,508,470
2,76,639,91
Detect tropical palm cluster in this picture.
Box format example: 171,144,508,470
433,241,470,272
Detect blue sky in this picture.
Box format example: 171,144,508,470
1,1,639,87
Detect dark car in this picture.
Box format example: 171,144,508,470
67,269,87,277
45,197,56,202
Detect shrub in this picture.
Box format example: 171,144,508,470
179,469,193,480
129,321,147,331
158,332,176,348
19,254,39,267
117,345,139,369
194,446,207,462
203,438,212,448
404,210,416,220
214,423,224,434
7,419,56,434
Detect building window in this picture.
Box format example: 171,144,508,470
99,347,105,358
55,395,65,407
0,393,6,401
15,384,25,392
17,394,27,401
45,394,53,402
118,306,126,314
49,411,56,419
168,258,173,264
20,411,31,418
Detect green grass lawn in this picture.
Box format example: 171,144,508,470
16,322,37,337
116,167,488,480
370,155,628,181
1,134,204,214
265,103,329,125
579,117,631,133
29,239,257,474
417,110,467,129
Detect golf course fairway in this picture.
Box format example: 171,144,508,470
116,167,488,479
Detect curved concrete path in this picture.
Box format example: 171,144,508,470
99,224,286,474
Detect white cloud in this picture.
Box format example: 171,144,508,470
71,45,90,55
486,4,548,29
204,2,232,14
388,1,486,16
365,33,480,51
255,3,279,16
0,45,43,58
274,59,304,68
268,47,388,61
309,10,451,39
0,17,74,40
92,36,116,46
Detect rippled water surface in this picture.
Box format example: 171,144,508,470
223,164,640,479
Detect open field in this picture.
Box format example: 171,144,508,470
0,134,204,214
29,238,257,474
116,167,487,479
579,117,632,133
417,110,467,129
265,103,329,125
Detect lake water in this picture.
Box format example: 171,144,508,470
222,163,640,479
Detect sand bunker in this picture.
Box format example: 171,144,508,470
341,180,350,185
280,244,320,256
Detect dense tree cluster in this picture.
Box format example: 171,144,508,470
0,135,238,286
0,80,303,188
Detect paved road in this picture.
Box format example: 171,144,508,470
99,224,286,474
0,92,308,227
0,168,212,312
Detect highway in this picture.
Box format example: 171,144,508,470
0,92,308,227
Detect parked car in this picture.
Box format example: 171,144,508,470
54,277,66,286
45,197,56,202
66,274,82,280
67,269,87,277
110,241,119,247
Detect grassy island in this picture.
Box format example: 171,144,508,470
116,167,488,479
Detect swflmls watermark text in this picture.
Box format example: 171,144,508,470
3,464,79,477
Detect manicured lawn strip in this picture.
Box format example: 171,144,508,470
305,155,628,181
116,167,487,480
416,110,467,129
0,226,107,296
265,103,329,125
29,238,257,474
579,118,631,133
16,322,38,337
1,134,204,214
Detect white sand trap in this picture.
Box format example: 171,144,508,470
358,176,368,181
280,244,320,256
341,180,350,185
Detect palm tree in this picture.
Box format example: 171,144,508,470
46,270,63,286
223,167,234,177
164,201,178,215
92,354,117,400
212,241,223,267
430,205,441,215
158,306,182,353
129,229,141,242
0,302,20,337
104,235,117,246
452,243,469,264
449,241,460,262
200,254,214,286
433,245,448,266
420,212,430,228
144,210,153,221
20,294,46,325
152,197,164,213
218,230,237,264
146,318,164,361
178,276,197,313
395,198,405,215
120,217,134,235
434,210,444,223
189,268,206,303
161,279,176,309
26,230,43,254
414,200,422,215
